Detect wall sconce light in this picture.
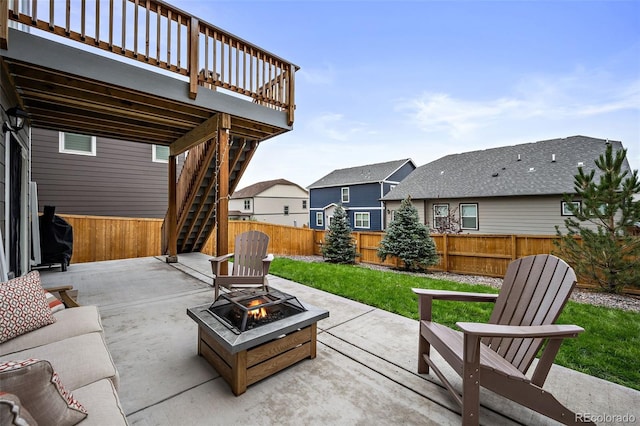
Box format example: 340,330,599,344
2,106,29,133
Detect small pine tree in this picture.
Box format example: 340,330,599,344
378,196,439,271
554,144,640,293
322,205,357,264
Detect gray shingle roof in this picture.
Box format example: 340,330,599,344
308,159,413,189
231,178,306,198
382,136,631,201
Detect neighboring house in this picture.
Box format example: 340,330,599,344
229,179,309,227
382,136,634,235
31,128,183,218
308,159,416,231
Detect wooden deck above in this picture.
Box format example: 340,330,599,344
1,29,293,150
1,0,299,258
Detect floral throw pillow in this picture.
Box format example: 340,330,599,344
0,359,87,425
0,271,56,343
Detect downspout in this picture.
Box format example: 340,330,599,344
380,182,384,230
4,129,9,271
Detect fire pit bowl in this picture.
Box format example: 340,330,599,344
208,289,307,334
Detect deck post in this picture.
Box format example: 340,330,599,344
166,154,178,263
216,113,231,273
188,17,199,99
287,63,295,126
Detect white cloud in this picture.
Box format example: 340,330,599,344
297,65,336,86
306,113,371,142
400,70,640,139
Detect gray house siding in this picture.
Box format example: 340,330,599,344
344,183,382,207
385,195,598,235
32,128,171,218
387,162,415,183
309,183,385,231
309,187,337,210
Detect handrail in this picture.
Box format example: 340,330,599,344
3,0,298,124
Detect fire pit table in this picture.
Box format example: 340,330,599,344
187,289,329,395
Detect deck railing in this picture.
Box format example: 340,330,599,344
3,0,297,124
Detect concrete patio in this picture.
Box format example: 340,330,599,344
39,253,639,425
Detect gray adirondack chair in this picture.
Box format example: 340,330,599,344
413,254,593,425
209,230,274,299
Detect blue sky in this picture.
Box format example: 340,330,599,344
169,0,639,189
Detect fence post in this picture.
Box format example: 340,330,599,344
442,234,449,272
511,234,517,260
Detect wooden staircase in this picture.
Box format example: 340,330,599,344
162,127,259,254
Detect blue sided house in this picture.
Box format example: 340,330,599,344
308,159,416,231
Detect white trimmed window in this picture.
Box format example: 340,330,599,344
341,187,350,203
59,132,96,156
316,212,324,227
460,203,478,230
302,200,307,209
284,205,289,216
354,212,370,229
153,145,170,163
561,201,581,216
433,204,449,229
244,199,251,210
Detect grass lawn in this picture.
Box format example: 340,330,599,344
269,257,640,391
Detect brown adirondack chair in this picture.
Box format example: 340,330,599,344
413,254,592,425
209,230,274,299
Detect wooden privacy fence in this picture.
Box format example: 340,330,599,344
59,214,163,263
61,215,559,278
57,215,638,293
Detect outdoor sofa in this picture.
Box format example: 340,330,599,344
0,271,127,425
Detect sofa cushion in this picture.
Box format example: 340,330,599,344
0,332,120,392
0,391,38,426
0,271,56,343
0,359,87,426
71,379,128,425
45,290,66,313
0,306,104,356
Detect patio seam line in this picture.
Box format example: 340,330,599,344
157,255,214,284
317,307,377,332
318,330,522,425
97,288,213,312
124,376,221,418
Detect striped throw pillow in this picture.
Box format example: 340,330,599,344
44,290,66,313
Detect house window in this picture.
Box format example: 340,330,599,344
316,212,323,227
355,212,370,228
284,205,289,216
59,132,96,156
244,199,251,210
341,187,350,203
302,200,307,209
561,201,581,216
153,145,170,163
460,203,478,230
433,204,449,230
